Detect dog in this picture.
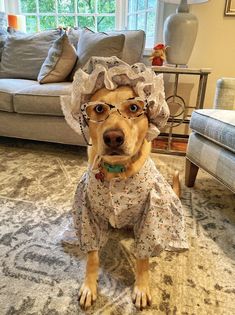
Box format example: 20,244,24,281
61,57,188,310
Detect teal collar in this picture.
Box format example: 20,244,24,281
102,162,126,173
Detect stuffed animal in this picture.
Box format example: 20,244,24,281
150,43,166,66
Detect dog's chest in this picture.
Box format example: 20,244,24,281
86,159,156,228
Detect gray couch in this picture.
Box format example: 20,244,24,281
0,30,145,146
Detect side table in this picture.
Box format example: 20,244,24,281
151,66,211,155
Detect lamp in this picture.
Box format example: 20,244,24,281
161,0,208,66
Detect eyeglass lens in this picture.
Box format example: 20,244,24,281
85,99,145,122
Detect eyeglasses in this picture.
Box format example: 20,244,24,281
80,97,147,123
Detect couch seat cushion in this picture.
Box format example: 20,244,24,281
14,82,71,116
0,79,38,112
190,109,235,152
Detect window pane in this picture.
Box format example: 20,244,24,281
146,11,155,47
128,0,137,13
58,16,75,27
97,16,115,32
98,0,115,13
40,16,56,30
20,0,36,13
77,16,95,30
25,15,37,32
39,0,56,13
128,14,136,29
137,0,145,10
57,0,75,13
148,0,156,9
77,0,95,13
137,13,145,30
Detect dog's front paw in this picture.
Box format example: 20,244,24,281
78,282,97,309
132,284,152,309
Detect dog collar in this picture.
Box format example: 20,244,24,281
102,162,126,173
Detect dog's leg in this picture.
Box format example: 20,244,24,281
173,170,181,198
79,250,99,309
132,258,152,309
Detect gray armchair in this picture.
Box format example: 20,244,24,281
185,78,235,193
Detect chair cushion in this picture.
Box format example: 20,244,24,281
214,77,235,110
190,109,235,153
13,82,71,116
0,79,38,112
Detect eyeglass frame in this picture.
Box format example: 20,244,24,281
79,97,148,123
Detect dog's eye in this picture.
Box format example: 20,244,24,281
94,104,104,113
129,104,139,112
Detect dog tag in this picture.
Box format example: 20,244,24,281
95,170,105,182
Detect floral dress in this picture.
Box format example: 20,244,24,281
72,158,189,259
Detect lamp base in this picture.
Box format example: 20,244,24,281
163,12,198,66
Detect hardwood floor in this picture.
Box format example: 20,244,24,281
152,137,188,154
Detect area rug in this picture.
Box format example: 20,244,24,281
0,138,234,315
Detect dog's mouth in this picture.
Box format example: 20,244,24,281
104,149,125,156
102,148,131,164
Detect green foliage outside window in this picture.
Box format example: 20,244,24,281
77,0,95,13
20,0,36,13
20,0,116,33
77,16,95,30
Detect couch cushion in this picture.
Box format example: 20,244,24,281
190,109,235,153
108,30,146,65
0,79,38,112
0,30,60,80
38,33,77,84
76,28,125,68
13,82,71,116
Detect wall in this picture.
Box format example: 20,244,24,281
189,0,235,108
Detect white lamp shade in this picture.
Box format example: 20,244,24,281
161,0,207,4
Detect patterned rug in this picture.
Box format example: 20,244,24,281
0,137,234,315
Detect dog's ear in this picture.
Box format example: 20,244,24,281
61,95,85,134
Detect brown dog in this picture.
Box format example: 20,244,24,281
61,57,188,311
77,86,180,309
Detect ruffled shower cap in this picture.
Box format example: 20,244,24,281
61,56,169,141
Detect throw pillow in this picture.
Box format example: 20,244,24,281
0,12,7,61
76,28,125,69
38,33,77,84
0,30,60,80
0,29,7,61
67,27,82,48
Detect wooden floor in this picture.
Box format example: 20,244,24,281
152,137,188,154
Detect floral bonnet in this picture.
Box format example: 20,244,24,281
61,56,169,141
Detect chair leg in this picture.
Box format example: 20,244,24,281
185,158,199,187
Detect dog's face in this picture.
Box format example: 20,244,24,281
87,86,149,164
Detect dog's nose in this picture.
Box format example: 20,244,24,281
103,129,124,148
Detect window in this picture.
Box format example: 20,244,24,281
19,0,116,33
18,0,167,49
127,0,158,48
